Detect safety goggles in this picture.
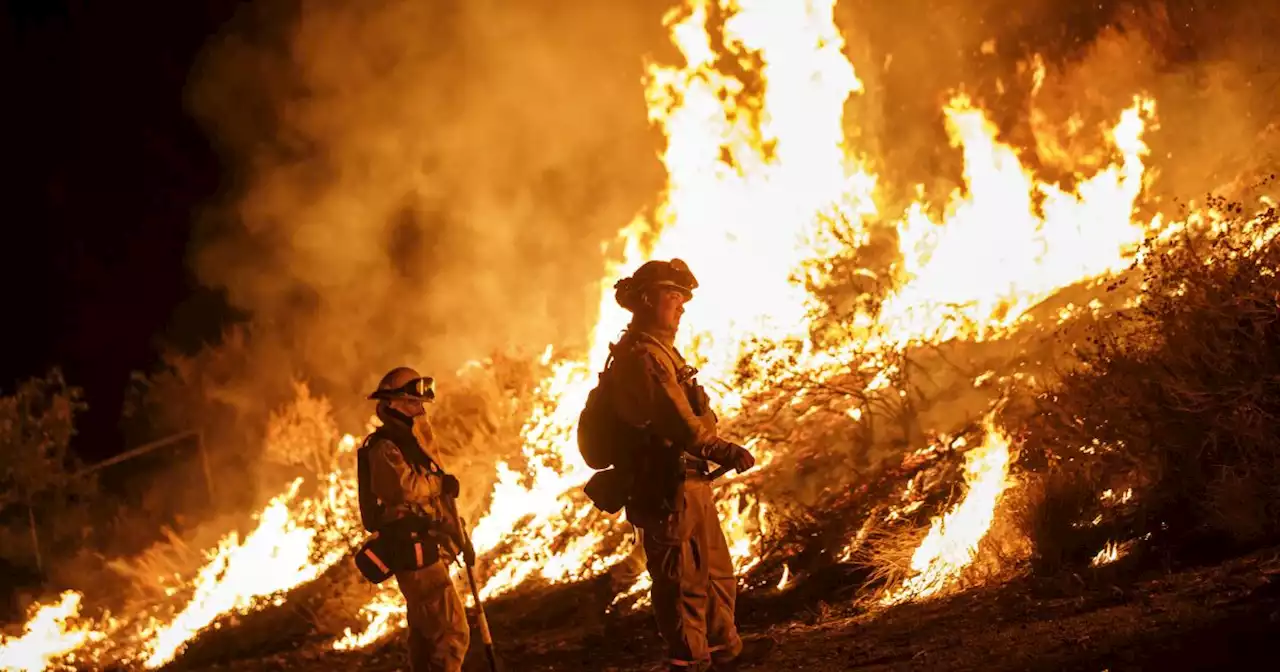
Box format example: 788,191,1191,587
369,377,436,402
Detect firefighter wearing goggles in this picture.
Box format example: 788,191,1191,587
361,366,469,671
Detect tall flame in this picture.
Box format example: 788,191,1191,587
0,0,1203,667
338,0,867,644
879,95,1156,345
880,420,1015,605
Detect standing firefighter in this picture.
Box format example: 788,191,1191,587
585,259,760,671
358,367,470,672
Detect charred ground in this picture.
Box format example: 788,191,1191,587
188,543,1280,671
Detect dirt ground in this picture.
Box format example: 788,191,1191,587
187,544,1280,672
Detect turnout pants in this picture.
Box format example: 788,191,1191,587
641,478,743,669
395,560,470,672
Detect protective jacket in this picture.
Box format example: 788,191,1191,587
607,321,744,670
608,323,740,516
359,406,456,544
359,405,470,672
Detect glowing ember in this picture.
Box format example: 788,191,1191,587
1090,532,1150,567
776,566,792,591
839,514,877,563
610,574,654,612
1091,541,1124,567
1100,488,1134,505
880,420,1016,606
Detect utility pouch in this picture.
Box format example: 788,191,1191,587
353,516,441,584
584,468,634,514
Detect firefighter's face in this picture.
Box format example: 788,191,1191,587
649,287,687,332
388,396,429,417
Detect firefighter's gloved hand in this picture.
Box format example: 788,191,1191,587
461,539,477,567
724,442,756,473
441,474,461,498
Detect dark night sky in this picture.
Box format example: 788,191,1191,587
2,0,245,462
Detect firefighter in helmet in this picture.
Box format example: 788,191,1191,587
362,367,470,672
607,259,761,671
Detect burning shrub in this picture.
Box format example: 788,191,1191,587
426,352,549,526
1004,466,1114,576
1023,197,1280,567
263,381,343,477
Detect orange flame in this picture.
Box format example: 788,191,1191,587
140,463,360,668
0,592,105,672
880,419,1015,605
2,0,1234,666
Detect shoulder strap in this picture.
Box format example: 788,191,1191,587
597,332,634,386
375,425,448,476
631,331,684,371
356,427,450,534
601,341,621,377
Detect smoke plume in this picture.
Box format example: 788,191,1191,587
187,0,674,420
182,0,1280,435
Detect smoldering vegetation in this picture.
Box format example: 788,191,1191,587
1012,192,1280,572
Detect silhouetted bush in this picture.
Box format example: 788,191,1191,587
1021,198,1280,569
0,369,98,615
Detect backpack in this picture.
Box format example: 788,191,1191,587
579,334,704,514
577,346,629,470
356,437,383,533
356,425,448,533
578,333,696,471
